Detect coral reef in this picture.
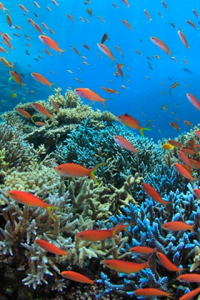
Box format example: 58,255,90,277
1,89,116,152
0,88,200,300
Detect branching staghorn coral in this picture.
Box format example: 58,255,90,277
95,183,200,298
0,189,77,291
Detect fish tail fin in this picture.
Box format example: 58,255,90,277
102,100,108,108
59,49,67,57
192,218,199,232
111,222,135,237
46,205,59,220
49,83,55,89
89,163,103,185
139,127,151,137
102,98,112,108
31,114,36,123
123,222,135,236
146,253,154,269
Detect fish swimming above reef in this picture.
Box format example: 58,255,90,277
117,113,151,137
103,258,151,274
113,135,139,154
55,162,103,185
74,87,110,108
35,239,69,255
76,222,132,242
61,271,95,284
7,190,59,220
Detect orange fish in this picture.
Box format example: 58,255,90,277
34,1,41,8
170,122,180,130
44,49,52,56
51,99,59,112
86,8,92,17
184,120,192,127
115,45,124,56
83,44,90,50
168,140,182,148
156,252,185,273
130,246,157,254
16,108,32,119
162,221,195,232
74,87,109,108
7,190,59,220
70,44,80,56
189,159,200,169
39,35,66,56
177,273,200,282
10,71,25,88
61,271,95,284
121,19,132,30
112,3,119,8
55,162,103,185
101,87,119,94
98,16,105,23
35,240,68,255
161,1,168,9
116,63,125,80
42,22,49,29
144,9,152,21
76,223,131,242
2,34,13,49
97,43,115,61
0,46,7,53
194,130,200,138
182,147,196,155
177,150,191,167
31,72,54,89
179,287,200,300
33,22,44,34
193,9,199,18
103,259,150,274
193,188,200,198
134,288,173,299
52,0,59,5
0,57,14,68
186,20,198,30
169,82,179,93
178,30,190,48
19,4,29,12
173,163,198,181
113,135,138,154
150,37,172,56
0,2,6,10
141,182,170,207
6,14,13,28
117,113,151,137
186,93,200,110
66,14,75,21
35,121,46,126
122,0,130,7
32,102,52,120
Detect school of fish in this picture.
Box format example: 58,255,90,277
1,0,200,299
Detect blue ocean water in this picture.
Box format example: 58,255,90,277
0,0,200,141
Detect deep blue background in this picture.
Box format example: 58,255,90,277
1,0,200,141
